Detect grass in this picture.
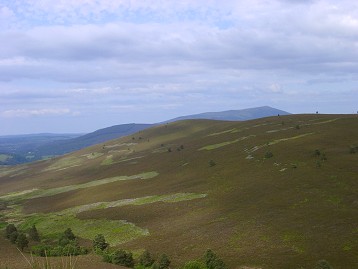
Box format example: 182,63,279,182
19,213,148,246
0,171,159,201
1,114,357,269
82,152,104,159
199,135,255,150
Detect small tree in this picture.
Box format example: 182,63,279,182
112,250,134,267
9,231,18,243
205,249,227,269
5,224,17,239
28,225,40,242
16,233,29,251
64,228,76,240
139,250,154,267
158,254,171,269
93,234,108,251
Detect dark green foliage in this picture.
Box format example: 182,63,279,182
204,249,227,269
5,224,17,239
181,261,206,269
265,151,273,159
16,233,29,251
111,249,134,267
315,260,333,269
64,228,76,240
209,160,216,167
93,234,108,251
28,225,40,242
139,250,154,267
31,242,88,257
295,125,300,130
314,149,321,156
158,254,170,269
9,231,18,243
320,153,327,161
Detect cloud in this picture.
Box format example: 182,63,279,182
1,108,73,118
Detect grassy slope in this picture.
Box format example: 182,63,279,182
0,114,357,269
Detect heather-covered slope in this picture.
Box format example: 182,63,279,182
0,114,357,269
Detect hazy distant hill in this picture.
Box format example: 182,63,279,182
0,106,290,164
166,106,290,122
35,123,154,157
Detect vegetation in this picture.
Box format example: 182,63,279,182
92,234,108,252
0,114,357,268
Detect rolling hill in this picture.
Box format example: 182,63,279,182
0,106,290,164
0,114,357,269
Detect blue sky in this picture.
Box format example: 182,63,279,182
0,0,357,135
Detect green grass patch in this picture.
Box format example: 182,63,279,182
101,155,114,165
19,213,148,245
199,135,255,151
268,133,315,146
0,221,7,229
43,156,84,171
83,152,104,159
64,193,208,215
0,172,159,201
207,128,238,137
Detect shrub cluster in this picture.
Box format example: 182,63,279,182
31,228,88,257
5,224,29,251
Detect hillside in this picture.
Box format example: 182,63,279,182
166,106,290,122
0,114,357,269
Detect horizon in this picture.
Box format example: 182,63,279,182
1,1,357,135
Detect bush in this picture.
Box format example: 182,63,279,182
9,231,18,244
112,249,134,267
205,249,227,269
158,254,171,269
28,225,40,242
93,234,108,252
139,250,154,267
5,224,17,239
265,151,273,159
16,233,29,251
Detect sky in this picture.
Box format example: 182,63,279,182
0,0,357,135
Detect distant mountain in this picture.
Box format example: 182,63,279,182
166,106,290,122
34,123,154,157
0,106,290,164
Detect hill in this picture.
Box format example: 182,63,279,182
0,114,357,269
166,106,290,122
0,107,289,164
35,123,154,157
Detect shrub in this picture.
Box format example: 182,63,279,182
265,151,273,159
5,224,17,239
139,250,154,267
204,249,227,269
93,234,108,252
28,225,40,242
158,254,170,269
112,249,134,268
16,233,29,251
9,231,18,243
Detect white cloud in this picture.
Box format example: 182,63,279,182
1,108,73,118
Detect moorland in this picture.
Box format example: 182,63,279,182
0,114,357,269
